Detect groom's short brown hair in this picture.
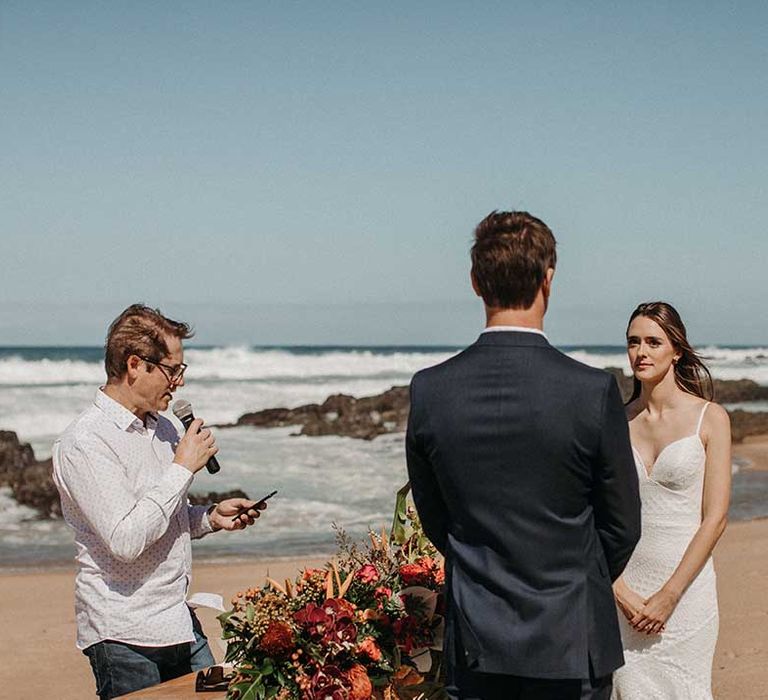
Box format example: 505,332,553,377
471,210,557,309
105,304,194,379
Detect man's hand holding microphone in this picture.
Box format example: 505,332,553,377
172,400,268,532
173,416,218,476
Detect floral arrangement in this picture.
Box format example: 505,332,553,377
219,483,446,700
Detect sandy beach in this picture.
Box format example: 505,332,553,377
734,435,768,472
0,516,765,700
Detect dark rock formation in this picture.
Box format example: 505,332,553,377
713,379,768,404
188,489,250,506
229,374,768,444
0,432,60,518
9,458,60,518
227,386,410,440
0,430,36,480
729,410,768,444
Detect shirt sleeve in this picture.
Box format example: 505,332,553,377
56,436,193,562
188,503,215,539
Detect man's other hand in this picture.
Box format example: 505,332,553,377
208,498,267,531
174,418,218,474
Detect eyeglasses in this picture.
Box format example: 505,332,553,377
139,356,188,383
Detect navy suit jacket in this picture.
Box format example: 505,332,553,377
406,331,641,679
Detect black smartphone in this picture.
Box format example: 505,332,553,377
230,490,277,522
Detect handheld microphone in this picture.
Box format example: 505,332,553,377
172,399,221,474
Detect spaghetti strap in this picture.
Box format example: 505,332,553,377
696,401,711,436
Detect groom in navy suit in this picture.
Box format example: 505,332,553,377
406,211,641,699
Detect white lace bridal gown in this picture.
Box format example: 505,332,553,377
612,403,718,700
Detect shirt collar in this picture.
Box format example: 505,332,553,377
481,325,548,340
94,388,157,432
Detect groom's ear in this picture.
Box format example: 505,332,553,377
542,267,555,306
470,270,482,298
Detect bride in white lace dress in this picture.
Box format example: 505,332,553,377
612,302,732,700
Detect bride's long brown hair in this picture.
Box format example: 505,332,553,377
625,301,714,405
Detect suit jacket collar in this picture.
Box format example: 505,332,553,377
474,330,552,348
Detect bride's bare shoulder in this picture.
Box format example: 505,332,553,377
700,401,730,432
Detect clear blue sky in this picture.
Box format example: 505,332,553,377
2,1,766,346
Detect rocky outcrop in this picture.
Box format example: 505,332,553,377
227,386,410,441
230,374,768,444
0,431,36,480
713,379,768,404
0,432,60,518
729,410,768,444
8,458,60,518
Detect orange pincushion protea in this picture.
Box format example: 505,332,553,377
258,620,295,657
346,664,373,700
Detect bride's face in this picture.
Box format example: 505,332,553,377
626,315,680,383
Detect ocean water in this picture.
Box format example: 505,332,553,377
1,344,767,566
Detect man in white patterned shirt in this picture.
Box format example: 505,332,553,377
52,304,265,699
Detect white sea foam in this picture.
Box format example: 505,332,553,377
565,350,631,371
0,347,455,386
2,345,767,388
697,346,768,362
0,487,40,526
184,346,455,381
0,356,104,386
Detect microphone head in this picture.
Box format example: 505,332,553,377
172,399,193,420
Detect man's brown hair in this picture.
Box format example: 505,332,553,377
105,304,194,379
471,210,557,309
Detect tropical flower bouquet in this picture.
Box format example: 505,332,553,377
218,483,447,700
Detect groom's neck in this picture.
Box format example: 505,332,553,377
484,305,545,331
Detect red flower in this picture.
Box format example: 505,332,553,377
294,603,332,639
346,664,373,700
357,637,382,662
307,665,350,700
399,557,443,587
258,620,294,657
398,563,426,586
323,598,356,620
296,599,358,646
354,564,379,584
374,586,392,600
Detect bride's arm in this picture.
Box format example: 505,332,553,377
632,404,732,634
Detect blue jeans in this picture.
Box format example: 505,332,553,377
83,609,215,699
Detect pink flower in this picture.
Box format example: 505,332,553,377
355,563,380,584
